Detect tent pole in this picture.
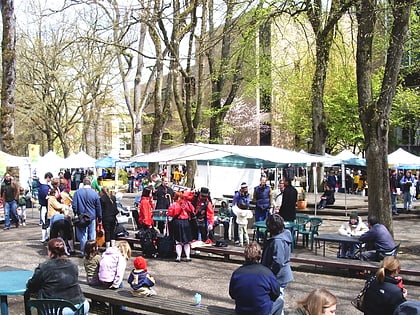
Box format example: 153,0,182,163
313,164,317,216
341,163,347,216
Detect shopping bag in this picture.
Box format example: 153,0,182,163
96,222,105,247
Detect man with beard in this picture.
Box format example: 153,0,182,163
1,173,20,230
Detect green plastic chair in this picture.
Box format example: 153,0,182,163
294,214,310,245
299,217,323,250
27,299,84,315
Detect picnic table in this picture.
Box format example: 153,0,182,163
0,268,33,315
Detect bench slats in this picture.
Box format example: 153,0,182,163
80,284,235,315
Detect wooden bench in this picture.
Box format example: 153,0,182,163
116,236,142,250
79,283,235,315
193,246,245,261
193,247,420,280
290,254,420,281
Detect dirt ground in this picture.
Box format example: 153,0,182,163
2,193,420,315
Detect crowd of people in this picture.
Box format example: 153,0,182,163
1,165,419,314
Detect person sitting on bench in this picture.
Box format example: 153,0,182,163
317,184,335,209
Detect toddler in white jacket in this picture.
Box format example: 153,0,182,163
232,203,253,247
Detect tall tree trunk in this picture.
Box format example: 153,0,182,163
0,0,16,154
356,0,413,233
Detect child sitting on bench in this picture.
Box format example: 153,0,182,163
128,256,156,297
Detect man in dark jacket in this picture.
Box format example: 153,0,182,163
153,177,174,233
229,242,280,315
279,178,297,221
1,173,20,230
359,215,396,261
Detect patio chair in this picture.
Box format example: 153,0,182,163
376,243,400,261
294,214,310,246
299,217,323,250
26,298,84,315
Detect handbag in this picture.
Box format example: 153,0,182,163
158,217,175,258
72,213,92,228
96,222,105,247
351,275,375,312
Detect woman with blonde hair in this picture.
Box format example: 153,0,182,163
99,240,131,289
294,288,336,315
363,256,406,315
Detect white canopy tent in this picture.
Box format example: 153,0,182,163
31,151,65,182
130,143,330,200
0,151,31,189
64,151,96,169
388,148,420,168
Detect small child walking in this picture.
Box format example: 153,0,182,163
232,203,253,247
84,240,102,286
128,256,156,297
17,188,27,226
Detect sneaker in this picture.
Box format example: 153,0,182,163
3,227,10,230
22,222,26,226
175,258,181,263
147,289,157,296
234,240,240,245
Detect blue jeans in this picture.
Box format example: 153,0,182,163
62,299,90,315
75,219,96,255
403,191,412,210
270,286,285,315
391,192,397,213
4,200,18,228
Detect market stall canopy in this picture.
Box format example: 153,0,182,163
388,148,420,169
130,143,330,167
95,155,120,168
95,155,131,168
0,151,30,167
324,149,366,167
37,151,65,167
64,151,96,169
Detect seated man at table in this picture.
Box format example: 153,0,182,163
213,199,231,241
359,215,396,261
337,212,368,259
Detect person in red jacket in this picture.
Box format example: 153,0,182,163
184,187,215,243
168,191,195,262
138,187,154,229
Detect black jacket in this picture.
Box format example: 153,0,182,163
280,185,297,221
364,275,406,315
26,257,85,305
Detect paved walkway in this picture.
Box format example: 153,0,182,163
1,192,419,315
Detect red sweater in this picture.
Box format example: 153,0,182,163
138,196,154,227
168,200,194,220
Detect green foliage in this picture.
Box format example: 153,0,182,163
391,86,420,145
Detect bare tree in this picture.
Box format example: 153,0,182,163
356,0,414,233
0,0,16,154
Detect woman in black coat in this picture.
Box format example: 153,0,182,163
363,256,407,315
99,187,119,248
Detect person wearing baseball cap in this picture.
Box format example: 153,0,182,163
232,182,250,244
337,212,368,259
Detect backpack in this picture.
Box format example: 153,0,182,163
136,227,158,258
